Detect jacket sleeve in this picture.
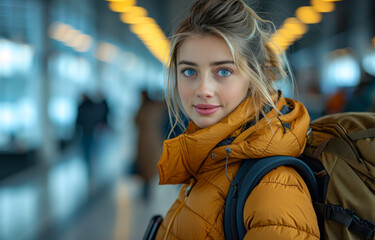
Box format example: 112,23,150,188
243,166,320,240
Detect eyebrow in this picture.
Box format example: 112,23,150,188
177,60,197,66
210,60,235,66
177,60,235,67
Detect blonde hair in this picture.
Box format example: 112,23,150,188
165,0,290,138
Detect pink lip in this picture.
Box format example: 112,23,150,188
194,104,220,115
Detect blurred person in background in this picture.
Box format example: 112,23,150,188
324,69,375,115
152,0,319,239
323,88,348,115
134,90,166,201
344,70,375,112
75,92,109,180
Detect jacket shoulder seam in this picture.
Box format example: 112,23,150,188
260,166,305,187
258,181,300,188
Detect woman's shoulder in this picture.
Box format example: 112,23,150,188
243,165,319,239
247,165,313,206
259,165,308,190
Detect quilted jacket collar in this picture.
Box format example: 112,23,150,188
157,94,310,185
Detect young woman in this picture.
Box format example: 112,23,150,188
155,0,320,239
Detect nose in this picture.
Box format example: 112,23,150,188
196,73,214,99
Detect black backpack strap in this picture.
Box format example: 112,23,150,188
224,156,318,240
314,203,375,240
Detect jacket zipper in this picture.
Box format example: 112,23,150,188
163,178,195,240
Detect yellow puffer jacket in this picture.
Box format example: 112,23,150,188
155,94,320,240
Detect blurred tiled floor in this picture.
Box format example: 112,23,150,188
56,175,179,240
0,124,179,240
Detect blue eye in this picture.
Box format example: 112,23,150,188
182,69,196,77
218,69,231,77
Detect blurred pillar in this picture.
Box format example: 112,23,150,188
39,0,58,164
36,0,56,237
93,0,101,92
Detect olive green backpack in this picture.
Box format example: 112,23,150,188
224,112,375,240
302,112,375,239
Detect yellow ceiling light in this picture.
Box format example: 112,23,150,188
311,0,335,13
142,31,166,43
296,6,322,24
119,7,148,24
138,35,158,46
277,28,298,44
106,0,136,2
109,1,136,12
120,14,142,24
130,23,160,36
271,34,290,50
127,16,156,25
270,17,307,51
148,27,166,38
149,41,170,64
282,17,308,36
143,36,167,46
144,39,160,50
106,0,170,65
321,0,341,2
148,38,167,49
267,41,284,55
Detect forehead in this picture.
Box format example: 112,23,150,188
177,34,234,63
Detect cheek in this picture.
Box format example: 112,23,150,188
224,82,249,103
178,80,192,104
240,80,251,97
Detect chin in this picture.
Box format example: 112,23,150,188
194,120,216,129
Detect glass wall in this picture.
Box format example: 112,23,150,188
0,0,164,239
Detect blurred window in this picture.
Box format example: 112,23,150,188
0,0,39,150
322,53,360,94
362,50,375,76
